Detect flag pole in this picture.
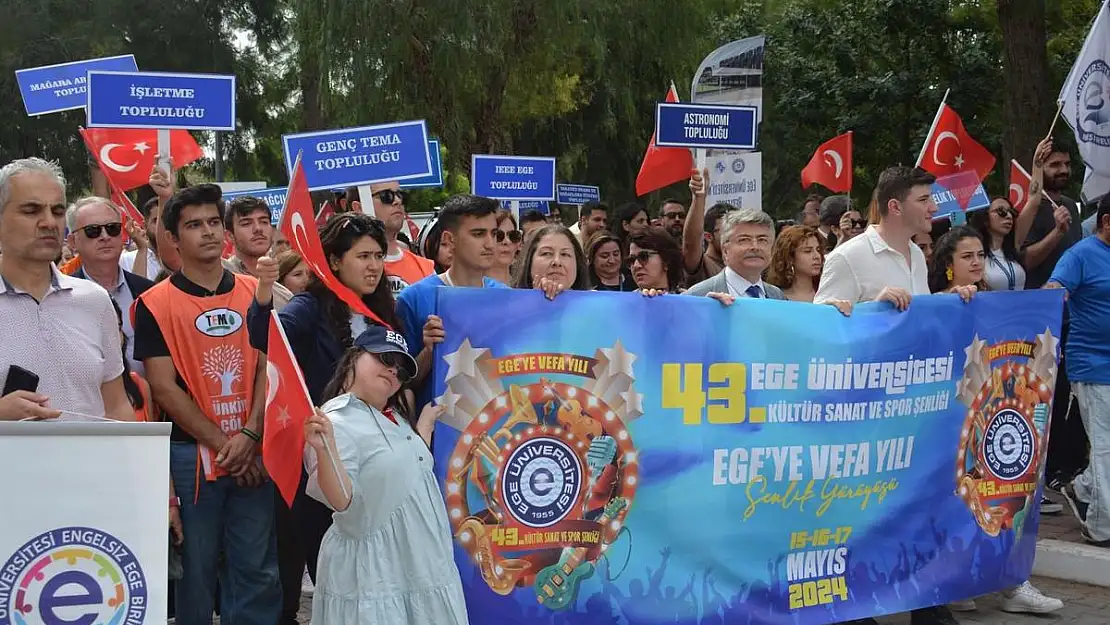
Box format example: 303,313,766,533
915,88,951,167
1044,101,1064,140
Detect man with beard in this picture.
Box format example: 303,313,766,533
660,198,686,241
223,196,292,309
1014,139,1083,289
348,182,433,296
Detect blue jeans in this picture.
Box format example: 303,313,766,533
1074,382,1110,542
170,442,281,625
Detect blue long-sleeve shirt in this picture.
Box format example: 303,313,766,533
247,292,348,405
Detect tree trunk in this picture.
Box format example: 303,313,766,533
300,52,326,131
997,0,1051,172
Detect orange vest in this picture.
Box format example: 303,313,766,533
140,273,259,480
385,250,434,296
130,371,152,422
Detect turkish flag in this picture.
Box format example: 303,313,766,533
109,185,144,228
80,127,203,191
801,131,853,193
281,155,393,329
919,104,996,182
406,216,420,244
315,200,335,227
635,84,695,196
1009,160,1032,212
262,311,312,507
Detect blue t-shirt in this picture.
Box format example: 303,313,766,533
1049,236,1110,384
396,273,508,407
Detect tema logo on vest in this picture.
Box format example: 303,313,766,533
194,308,244,337
0,527,147,625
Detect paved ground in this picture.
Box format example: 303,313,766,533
1039,504,1087,544
289,576,1108,624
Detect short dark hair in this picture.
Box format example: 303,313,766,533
224,196,272,231
629,226,686,290
581,201,608,219
140,196,160,220
660,198,684,209
520,209,547,225
819,195,851,226
875,166,936,218
162,184,224,237
437,194,500,233
704,203,737,238
1098,194,1110,232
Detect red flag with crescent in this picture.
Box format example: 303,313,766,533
80,127,203,192
919,105,995,182
280,155,392,329
801,131,853,193
262,311,312,507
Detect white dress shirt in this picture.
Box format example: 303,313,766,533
120,248,161,281
815,225,929,304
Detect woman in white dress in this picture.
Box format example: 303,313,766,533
304,326,469,625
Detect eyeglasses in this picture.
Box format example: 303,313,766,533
627,249,659,265
663,212,686,220
494,229,522,244
373,352,414,383
80,222,123,239
372,189,408,205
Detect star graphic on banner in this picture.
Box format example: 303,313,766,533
954,154,965,169
620,388,644,420
963,335,988,371
443,339,488,381
1034,328,1060,362
133,141,151,155
438,386,462,414
598,341,637,380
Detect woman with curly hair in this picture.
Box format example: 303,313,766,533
766,225,825,302
927,226,989,294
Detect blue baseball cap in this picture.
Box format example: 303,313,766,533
353,326,418,380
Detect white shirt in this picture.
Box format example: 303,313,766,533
815,225,929,303
78,265,143,376
724,267,767,298
984,248,1026,291
120,248,161,281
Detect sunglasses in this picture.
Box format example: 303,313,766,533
372,189,408,205
627,249,659,266
338,213,385,234
494,229,523,244
993,208,1016,218
80,222,123,239
663,212,686,220
849,219,868,229
374,352,414,383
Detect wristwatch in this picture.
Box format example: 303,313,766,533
169,496,181,508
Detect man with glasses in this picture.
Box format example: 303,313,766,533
686,208,786,300
660,198,686,241
348,182,433,296
67,197,155,374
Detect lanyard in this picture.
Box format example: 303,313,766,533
989,252,1016,291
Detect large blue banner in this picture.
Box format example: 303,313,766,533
432,289,1064,625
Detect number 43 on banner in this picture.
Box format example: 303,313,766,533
661,363,768,424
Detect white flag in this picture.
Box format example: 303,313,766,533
1058,0,1110,201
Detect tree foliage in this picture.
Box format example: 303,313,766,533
0,0,1100,218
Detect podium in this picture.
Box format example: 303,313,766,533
0,421,170,625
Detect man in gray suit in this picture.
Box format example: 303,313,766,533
686,208,786,300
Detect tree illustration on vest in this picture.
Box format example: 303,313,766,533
202,345,243,396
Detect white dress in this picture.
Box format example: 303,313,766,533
306,393,469,625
